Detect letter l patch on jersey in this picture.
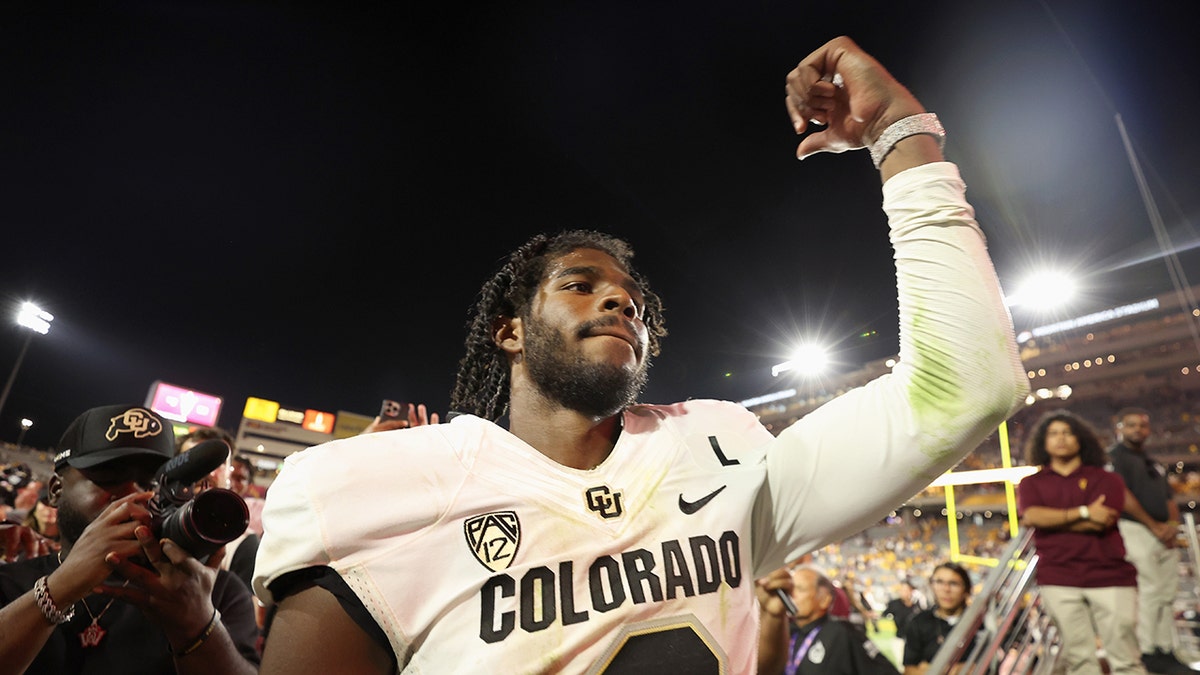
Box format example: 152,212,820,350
709,436,739,466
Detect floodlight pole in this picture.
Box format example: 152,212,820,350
0,331,33,424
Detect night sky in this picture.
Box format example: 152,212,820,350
2,1,1198,449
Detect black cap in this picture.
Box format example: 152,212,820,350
54,405,176,471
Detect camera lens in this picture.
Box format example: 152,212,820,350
184,489,250,543
160,488,249,559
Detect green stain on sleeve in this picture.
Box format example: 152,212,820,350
905,308,972,467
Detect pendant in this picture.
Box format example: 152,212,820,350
79,620,106,648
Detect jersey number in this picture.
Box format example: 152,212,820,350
592,620,722,674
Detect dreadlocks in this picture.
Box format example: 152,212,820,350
449,230,667,422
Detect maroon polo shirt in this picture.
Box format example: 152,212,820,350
1017,464,1137,588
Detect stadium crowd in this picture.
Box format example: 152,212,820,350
4,382,1199,672
2,30,1197,673
4,380,1199,673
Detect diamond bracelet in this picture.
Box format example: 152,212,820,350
34,575,76,625
868,113,946,169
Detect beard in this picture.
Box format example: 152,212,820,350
523,316,649,418
55,497,92,547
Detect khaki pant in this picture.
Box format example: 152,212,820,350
1040,585,1145,675
1120,519,1181,654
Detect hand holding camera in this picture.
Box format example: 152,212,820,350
77,440,247,638
362,400,441,434
148,439,249,562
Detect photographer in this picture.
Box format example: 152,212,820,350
0,404,259,674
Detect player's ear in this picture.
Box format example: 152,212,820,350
493,315,523,357
48,473,63,508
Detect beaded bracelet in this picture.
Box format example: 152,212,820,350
868,112,946,169
173,609,222,657
33,575,75,625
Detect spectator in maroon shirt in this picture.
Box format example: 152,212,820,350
1018,410,1143,675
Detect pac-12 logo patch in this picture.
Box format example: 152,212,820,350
464,511,521,572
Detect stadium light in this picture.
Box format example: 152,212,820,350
16,302,54,335
1006,270,1077,312
0,302,55,424
772,343,830,377
17,418,33,447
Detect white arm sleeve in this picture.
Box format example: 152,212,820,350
752,162,1028,576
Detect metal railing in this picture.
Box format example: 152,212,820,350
924,514,1200,674
926,528,1061,675
1182,512,1200,583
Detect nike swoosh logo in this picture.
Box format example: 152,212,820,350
678,485,727,515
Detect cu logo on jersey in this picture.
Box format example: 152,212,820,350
585,486,624,520
465,511,521,572
106,408,163,441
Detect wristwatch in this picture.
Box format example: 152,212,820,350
1079,505,1090,521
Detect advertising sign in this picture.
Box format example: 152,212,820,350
302,409,336,434
146,381,223,427
243,397,281,423
333,411,374,439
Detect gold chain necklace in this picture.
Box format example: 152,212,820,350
57,550,125,648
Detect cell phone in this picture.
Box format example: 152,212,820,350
777,588,798,617
380,400,411,421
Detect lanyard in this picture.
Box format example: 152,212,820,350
785,625,823,675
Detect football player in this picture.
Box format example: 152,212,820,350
254,36,1028,673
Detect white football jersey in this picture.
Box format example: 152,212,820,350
255,162,1029,674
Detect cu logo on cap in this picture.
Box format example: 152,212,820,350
106,408,163,441
585,485,624,519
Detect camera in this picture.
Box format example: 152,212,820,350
380,399,411,421
147,440,249,561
